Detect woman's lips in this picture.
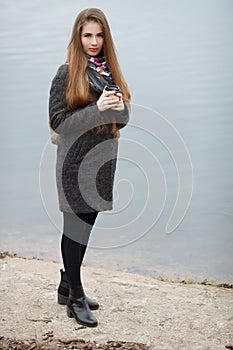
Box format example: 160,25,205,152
89,48,98,52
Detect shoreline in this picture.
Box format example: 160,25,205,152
0,253,233,349
1,231,232,285
1,250,232,289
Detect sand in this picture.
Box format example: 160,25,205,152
0,255,232,349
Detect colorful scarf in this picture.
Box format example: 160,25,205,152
87,55,114,95
88,55,112,77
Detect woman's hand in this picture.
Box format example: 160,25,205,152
111,93,124,112
97,88,124,112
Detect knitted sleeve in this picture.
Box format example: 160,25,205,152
115,103,130,129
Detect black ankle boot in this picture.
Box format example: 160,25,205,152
67,288,98,327
58,269,99,310
57,269,69,305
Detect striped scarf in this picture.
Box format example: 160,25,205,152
87,55,113,95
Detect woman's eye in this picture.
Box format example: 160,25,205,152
83,33,103,38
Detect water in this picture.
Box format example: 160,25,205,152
1,0,233,283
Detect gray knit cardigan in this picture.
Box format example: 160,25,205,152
49,64,129,214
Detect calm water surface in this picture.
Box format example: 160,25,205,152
0,0,233,282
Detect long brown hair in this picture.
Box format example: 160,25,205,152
66,8,131,138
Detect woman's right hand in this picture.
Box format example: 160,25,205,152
97,87,121,112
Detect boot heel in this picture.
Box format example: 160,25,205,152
58,293,68,305
67,307,74,318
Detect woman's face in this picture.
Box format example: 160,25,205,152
81,21,104,56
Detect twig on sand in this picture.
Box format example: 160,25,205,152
26,317,52,324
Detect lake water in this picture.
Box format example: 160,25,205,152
1,0,233,283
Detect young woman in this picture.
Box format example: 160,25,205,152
49,8,131,327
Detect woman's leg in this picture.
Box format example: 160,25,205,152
61,211,99,327
61,212,98,290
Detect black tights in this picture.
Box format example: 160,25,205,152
61,212,98,289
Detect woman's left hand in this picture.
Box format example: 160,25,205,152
111,93,124,112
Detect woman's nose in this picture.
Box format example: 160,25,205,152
91,36,98,45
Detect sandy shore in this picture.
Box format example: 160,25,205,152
0,255,232,349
